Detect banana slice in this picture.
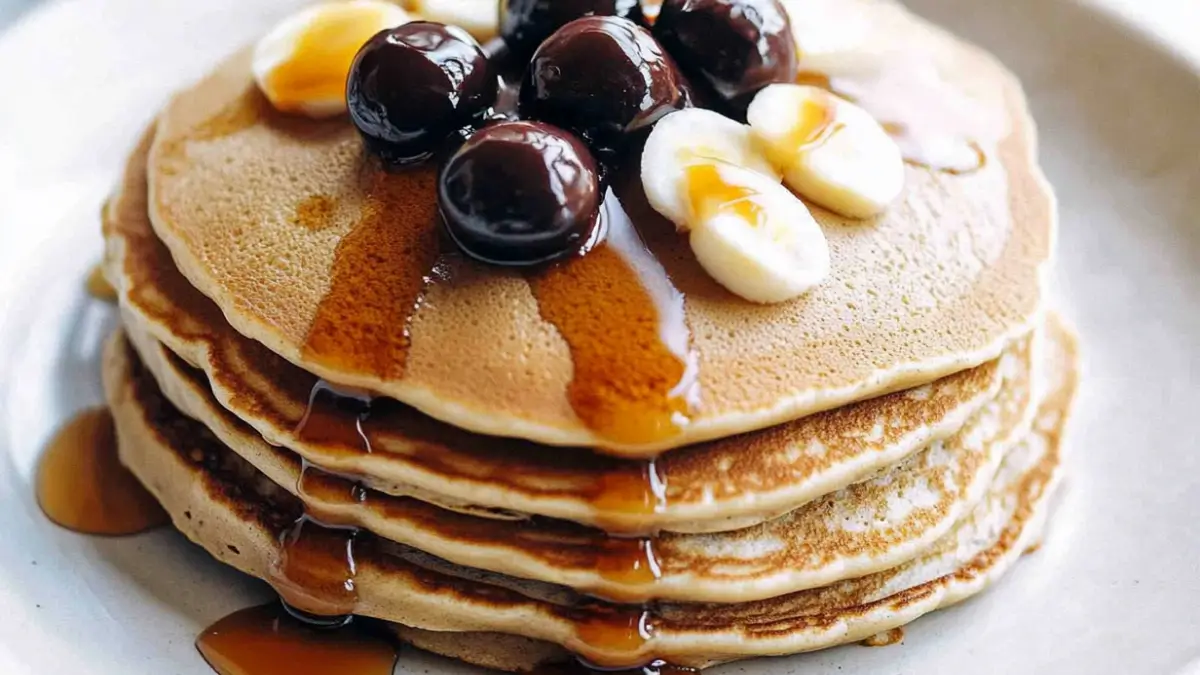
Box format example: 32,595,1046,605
642,108,780,229
748,84,904,218
409,0,499,41
252,0,413,118
686,162,831,303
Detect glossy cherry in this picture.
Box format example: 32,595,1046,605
438,121,602,266
347,22,497,165
499,0,645,59
654,0,798,108
519,16,689,156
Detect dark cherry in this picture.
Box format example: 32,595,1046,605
519,16,689,156
499,0,645,59
653,0,798,108
438,121,602,266
347,22,497,166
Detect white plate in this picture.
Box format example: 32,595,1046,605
1,1,1198,673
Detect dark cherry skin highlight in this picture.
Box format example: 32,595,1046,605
499,0,646,59
438,120,602,266
347,22,497,166
654,0,798,109
519,16,690,156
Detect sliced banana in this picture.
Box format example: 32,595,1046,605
408,0,499,41
748,84,904,219
686,162,831,303
641,108,780,229
252,0,413,118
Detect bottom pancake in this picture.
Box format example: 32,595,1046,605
396,628,574,673
102,318,1078,669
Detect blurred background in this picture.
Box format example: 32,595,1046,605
0,0,34,27
0,0,1195,60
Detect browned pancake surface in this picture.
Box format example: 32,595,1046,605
143,0,1054,454
123,312,1038,603
102,316,1076,669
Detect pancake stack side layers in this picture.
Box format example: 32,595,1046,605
90,0,1076,672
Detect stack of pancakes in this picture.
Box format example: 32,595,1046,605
99,1,1076,670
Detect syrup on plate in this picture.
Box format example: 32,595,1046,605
197,603,398,675
36,407,168,536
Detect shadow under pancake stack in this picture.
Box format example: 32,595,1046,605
41,1,1078,673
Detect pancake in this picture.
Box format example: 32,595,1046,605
106,129,1017,535
143,0,1054,455
391,628,573,674
102,315,1076,669
121,313,1039,602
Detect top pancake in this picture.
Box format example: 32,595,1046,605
145,0,1054,454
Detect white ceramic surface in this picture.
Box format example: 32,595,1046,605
1,1,1198,673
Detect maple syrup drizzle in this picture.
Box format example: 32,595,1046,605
568,604,657,669
777,92,839,158
298,459,370,504
682,99,833,228
295,380,374,453
267,515,361,618
685,163,767,228
532,190,698,447
291,195,338,231
588,460,668,533
798,58,999,174
291,453,665,605
85,264,117,302
36,407,168,536
277,392,371,620
302,164,444,380
591,536,662,598
196,603,398,675
262,483,669,671
583,460,668,599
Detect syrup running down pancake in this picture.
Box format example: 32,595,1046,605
124,311,1040,602
102,317,1077,669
